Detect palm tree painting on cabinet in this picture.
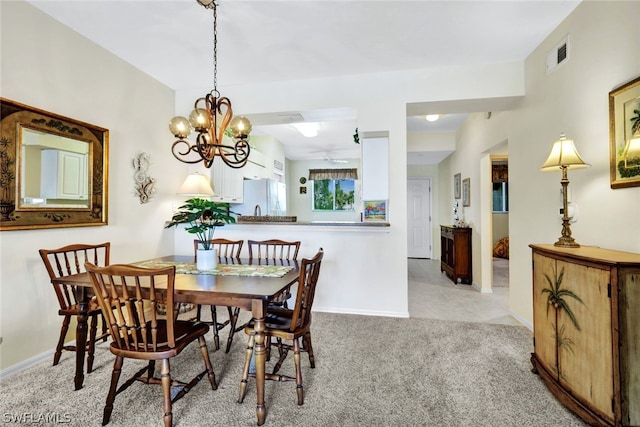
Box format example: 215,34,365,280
541,266,584,381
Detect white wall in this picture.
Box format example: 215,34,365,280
440,1,640,323
0,1,187,370
492,213,509,246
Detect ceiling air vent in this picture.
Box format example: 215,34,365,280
546,34,570,75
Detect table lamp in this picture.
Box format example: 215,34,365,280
178,172,215,197
540,133,590,247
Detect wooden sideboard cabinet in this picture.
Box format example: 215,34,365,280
440,225,472,284
530,244,640,426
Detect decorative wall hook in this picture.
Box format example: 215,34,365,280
133,153,156,204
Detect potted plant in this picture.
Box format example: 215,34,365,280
165,198,236,270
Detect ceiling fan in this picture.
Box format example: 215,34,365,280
323,154,349,164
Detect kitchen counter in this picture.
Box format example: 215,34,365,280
233,220,389,227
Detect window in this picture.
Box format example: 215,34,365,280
312,179,355,211
492,182,509,212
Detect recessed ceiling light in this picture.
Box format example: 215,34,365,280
292,122,320,137
425,114,440,122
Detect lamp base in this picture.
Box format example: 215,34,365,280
553,236,580,248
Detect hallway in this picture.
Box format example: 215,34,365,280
408,258,520,326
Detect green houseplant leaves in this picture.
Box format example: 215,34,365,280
165,198,236,250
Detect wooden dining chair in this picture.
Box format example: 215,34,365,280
238,248,323,406
247,239,301,309
248,239,300,265
39,242,111,373
193,238,243,351
224,239,301,355
85,262,217,427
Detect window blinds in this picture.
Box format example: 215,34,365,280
308,168,358,180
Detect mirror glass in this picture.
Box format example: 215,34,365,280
19,127,91,209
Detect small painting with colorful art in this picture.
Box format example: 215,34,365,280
363,200,387,222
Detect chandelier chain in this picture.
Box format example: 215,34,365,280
212,2,218,95
168,0,251,169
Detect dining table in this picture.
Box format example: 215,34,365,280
51,255,300,426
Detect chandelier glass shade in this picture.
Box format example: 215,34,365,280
169,0,251,169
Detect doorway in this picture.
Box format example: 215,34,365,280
407,177,432,258
491,157,509,288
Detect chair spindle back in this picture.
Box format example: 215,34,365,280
288,248,323,332
39,243,111,310
247,239,300,264
194,239,243,261
85,263,177,350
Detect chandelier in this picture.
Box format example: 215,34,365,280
169,0,251,169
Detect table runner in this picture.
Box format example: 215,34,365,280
133,260,293,278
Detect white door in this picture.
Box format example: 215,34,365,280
407,178,432,258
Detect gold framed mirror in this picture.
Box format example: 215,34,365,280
0,98,108,230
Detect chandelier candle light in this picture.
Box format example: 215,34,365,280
169,0,252,169
540,133,590,247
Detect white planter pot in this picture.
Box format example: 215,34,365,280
196,248,217,271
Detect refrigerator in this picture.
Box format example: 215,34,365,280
235,178,287,216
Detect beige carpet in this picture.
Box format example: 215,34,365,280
493,257,509,287
0,311,586,426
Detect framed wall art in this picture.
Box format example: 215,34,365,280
454,173,461,199
462,178,471,207
363,200,387,222
609,75,640,189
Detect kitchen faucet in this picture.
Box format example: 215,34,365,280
254,204,262,216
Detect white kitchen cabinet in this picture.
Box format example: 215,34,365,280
40,149,88,200
361,136,389,201
211,156,244,203
243,148,267,180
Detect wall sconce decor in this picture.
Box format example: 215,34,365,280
540,133,590,247
133,153,155,204
609,75,640,188
169,0,251,169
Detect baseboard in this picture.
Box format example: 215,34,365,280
509,310,533,331
471,282,494,294
1,348,55,380
313,306,410,318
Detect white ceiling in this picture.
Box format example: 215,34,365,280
26,0,581,163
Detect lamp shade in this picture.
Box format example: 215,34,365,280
178,172,215,196
540,133,590,171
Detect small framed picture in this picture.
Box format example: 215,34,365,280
363,200,387,222
454,173,461,199
462,178,470,207
609,75,640,189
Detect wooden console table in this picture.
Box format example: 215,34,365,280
530,244,640,426
440,225,472,284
